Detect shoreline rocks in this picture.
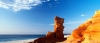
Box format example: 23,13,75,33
28,16,66,43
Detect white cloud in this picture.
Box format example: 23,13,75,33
0,0,42,12
49,24,54,25
55,0,58,1
65,20,84,24
42,0,50,2
81,14,85,16
49,20,85,25
81,14,84,16
47,0,50,1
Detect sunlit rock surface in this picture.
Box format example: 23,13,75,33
64,10,100,43
54,16,64,39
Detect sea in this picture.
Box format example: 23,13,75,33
0,34,46,43
0,34,70,43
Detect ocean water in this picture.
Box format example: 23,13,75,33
0,34,70,43
0,35,46,42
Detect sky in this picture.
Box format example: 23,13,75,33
0,0,100,34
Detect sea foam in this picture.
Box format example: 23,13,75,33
0,35,70,43
0,39,36,43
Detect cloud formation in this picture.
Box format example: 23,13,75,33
65,20,84,24
0,0,42,12
49,20,85,25
81,14,87,17
81,14,84,16
49,24,54,25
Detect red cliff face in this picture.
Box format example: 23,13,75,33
29,16,66,43
64,10,100,43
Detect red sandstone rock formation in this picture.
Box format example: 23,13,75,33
54,16,64,39
64,10,100,43
29,16,66,43
46,16,64,39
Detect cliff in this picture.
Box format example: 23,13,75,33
64,10,100,43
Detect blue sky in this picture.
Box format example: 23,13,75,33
0,0,100,34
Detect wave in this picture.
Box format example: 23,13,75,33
0,35,70,43
64,35,70,38
0,38,36,43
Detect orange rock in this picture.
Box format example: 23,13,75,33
82,10,100,43
46,31,55,38
64,10,100,43
54,16,64,39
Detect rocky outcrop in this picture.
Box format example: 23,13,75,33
64,10,100,43
28,16,66,43
54,16,64,39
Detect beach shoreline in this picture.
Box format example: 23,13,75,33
0,38,36,43
0,35,69,43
